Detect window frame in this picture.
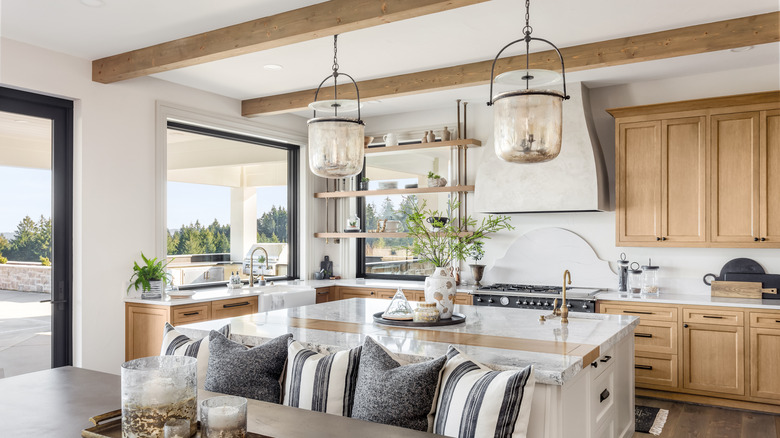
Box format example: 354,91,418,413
165,121,300,287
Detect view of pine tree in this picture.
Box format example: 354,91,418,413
257,206,287,243
1,215,52,262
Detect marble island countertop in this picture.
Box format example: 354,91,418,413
178,298,639,386
597,290,780,310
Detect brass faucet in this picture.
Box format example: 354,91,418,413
249,246,270,286
554,270,572,324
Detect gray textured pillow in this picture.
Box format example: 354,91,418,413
205,331,292,403
351,337,446,431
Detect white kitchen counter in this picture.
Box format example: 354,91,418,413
597,290,780,310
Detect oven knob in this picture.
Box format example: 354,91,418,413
522,301,529,305
582,303,588,309
544,301,551,306
488,298,494,304
500,296,510,306
566,303,572,308
515,300,522,306
535,301,542,306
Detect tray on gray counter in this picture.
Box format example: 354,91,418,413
372,312,466,327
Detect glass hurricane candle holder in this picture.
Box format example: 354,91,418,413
121,356,197,438
201,396,248,438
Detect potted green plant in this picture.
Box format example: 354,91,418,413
359,176,370,191
427,171,447,188
127,252,172,300
468,241,486,286
405,200,513,318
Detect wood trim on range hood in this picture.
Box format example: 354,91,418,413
242,12,779,116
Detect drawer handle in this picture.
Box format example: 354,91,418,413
223,302,250,308
182,312,200,316
635,365,653,370
776,320,780,323
591,361,598,369
600,355,612,363
600,389,610,403
684,324,689,328
702,315,724,319
623,310,652,315
317,291,329,295
634,333,653,338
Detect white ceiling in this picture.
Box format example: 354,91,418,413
2,0,778,119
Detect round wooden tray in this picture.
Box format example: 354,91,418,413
372,312,466,327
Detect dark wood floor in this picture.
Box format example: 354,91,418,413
633,397,780,438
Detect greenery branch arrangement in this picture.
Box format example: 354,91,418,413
404,199,513,268
127,252,173,294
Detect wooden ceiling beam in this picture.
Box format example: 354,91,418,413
242,12,779,116
92,0,490,84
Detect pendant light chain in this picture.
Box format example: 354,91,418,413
522,0,532,36
332,34,340,75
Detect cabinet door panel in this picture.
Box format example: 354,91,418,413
618,121,661,243
711,112,760,242
211,296,258,320
662,117,706,242
761,109,780,243
750,327,780,400
683,323,744,395
126,304,169,361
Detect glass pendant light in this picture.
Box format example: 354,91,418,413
487,0,570,163
308,35,365,178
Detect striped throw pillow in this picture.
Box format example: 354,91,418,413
160,322,230,387
283,339,362,416
434,346,535,438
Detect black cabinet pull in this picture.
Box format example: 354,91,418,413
761,237,767,241
684,324,689,328
591,361,598,368
754,237,760,241
624,310,652,315
600,355,612,363
223,302,250,308
317,290,329,295
662,237,667,241
635,365,653,370
702,315,723,319
600,389,610,403
635,333,653,338
656,237,661,241
776,320,780,323
183,312,200,316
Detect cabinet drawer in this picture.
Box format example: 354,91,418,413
315,287,332,304
454,293,473,305
592,362,616,432
635,353,678,389
211,296,258,320
600,302,677,321
750,312,780,329
683,308,743,326
171,304,211,325
633,320,677,355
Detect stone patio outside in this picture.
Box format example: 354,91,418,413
0,289,51,378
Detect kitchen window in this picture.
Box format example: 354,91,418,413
166,122,299,287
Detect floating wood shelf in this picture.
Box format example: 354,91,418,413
314,185,474,199
365,138,481,154
314,231,473,239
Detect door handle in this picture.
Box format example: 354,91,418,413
635,365,653,370
223,302,250,308
182,312,200,316
600,389,610,403
623,310,652,315
702,315,723,319
600,355,612,363
634,333,653,338
40,299,67,304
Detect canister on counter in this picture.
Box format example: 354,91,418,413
617,252,629,292
628,262,643,294
641,259,660,295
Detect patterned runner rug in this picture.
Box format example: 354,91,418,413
635,405,669,435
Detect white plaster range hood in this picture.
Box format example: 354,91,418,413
475,82,609,213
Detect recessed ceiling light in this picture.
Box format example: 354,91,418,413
80,0,105,6
731,46,754,53
263,64,283,71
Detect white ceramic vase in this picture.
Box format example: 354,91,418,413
424,266,457,319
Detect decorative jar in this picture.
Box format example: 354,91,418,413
413,302,440,323
641,259,660,295
424,267,457,319
200,396,248,438
121,356,197,438
628,262,643,295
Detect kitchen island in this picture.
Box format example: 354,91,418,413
180,298,639,438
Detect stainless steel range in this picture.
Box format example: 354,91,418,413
473,283,600,313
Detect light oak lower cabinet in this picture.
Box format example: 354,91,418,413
599,300,780,413
125,295,258,361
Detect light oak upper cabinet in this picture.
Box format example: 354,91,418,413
710,112,760,243
609,91,780,248
761,109,780,243
616,117,705,245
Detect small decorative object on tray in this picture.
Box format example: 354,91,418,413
413,302,440,323
381,288,414,320
201,396,248,438
121,356,197,438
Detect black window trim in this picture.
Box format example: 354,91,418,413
165,121,300,287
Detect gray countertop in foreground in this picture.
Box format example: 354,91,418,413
179,298,638,386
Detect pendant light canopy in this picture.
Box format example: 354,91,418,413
308,35,365,179
487,0,570,163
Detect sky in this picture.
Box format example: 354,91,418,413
0,166,51,233
166,182,288,229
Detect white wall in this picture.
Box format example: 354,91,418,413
0,38,307,373
358,63,780,294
